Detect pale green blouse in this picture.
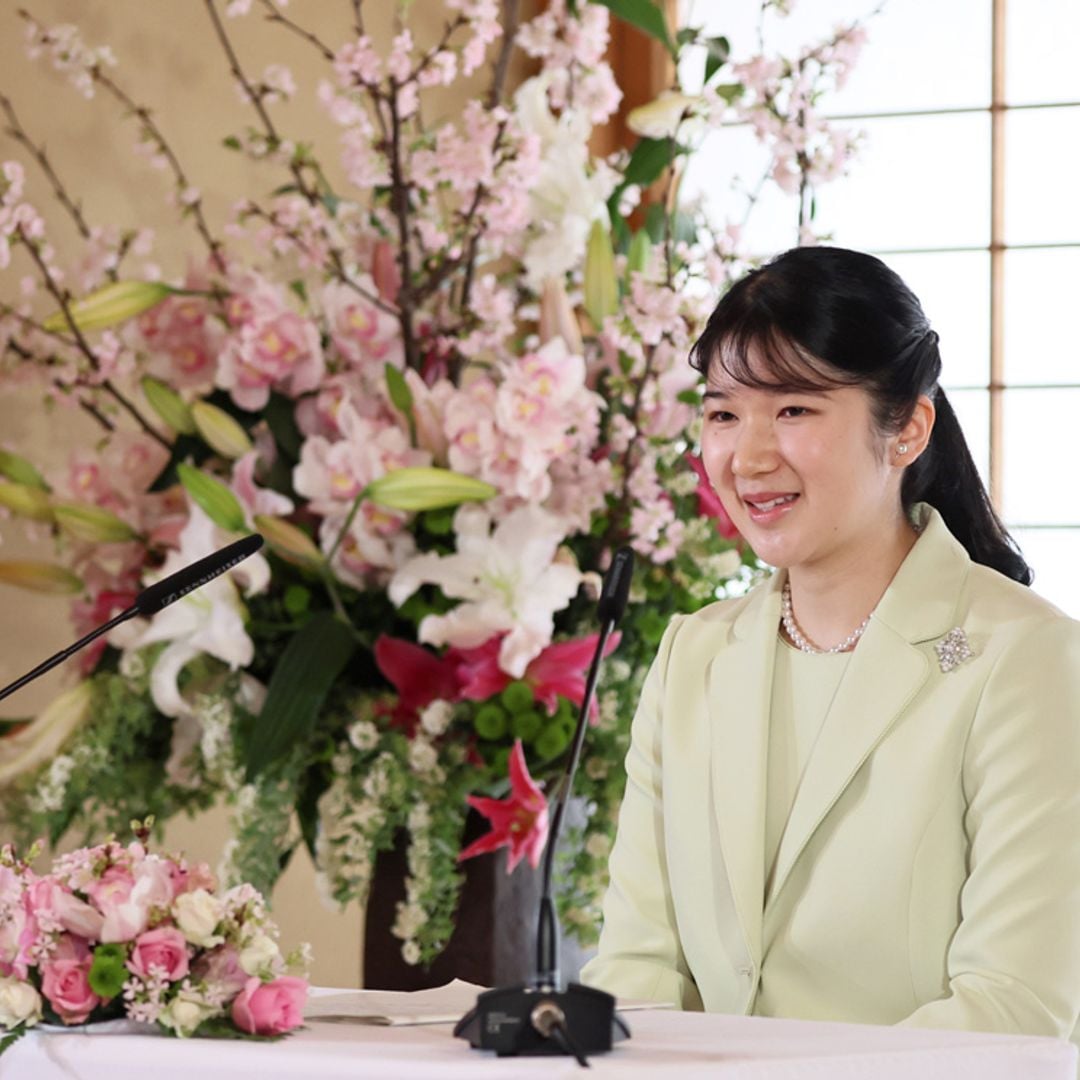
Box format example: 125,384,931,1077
764,638,851,902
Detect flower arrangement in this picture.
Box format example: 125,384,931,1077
0,820,309,1052
0,1,868,968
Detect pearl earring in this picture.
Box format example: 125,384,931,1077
897,443,909,455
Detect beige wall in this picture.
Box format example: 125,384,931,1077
0,0,528,988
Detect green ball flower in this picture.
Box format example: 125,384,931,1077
511,709,543,743
499,680,534,712
473,703,507,740
535,723,571,760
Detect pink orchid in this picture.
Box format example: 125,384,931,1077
459,740,549,873
686,453,740,540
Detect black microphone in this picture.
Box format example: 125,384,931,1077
454,547,635,1065
0,534,264,703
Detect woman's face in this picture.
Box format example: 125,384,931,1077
700,347,904,575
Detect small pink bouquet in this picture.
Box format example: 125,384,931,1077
0,821,309,1051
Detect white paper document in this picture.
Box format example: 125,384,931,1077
305,979,672,1027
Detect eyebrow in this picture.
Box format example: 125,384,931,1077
702,386,833,400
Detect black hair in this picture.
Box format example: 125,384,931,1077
690,245,1032,585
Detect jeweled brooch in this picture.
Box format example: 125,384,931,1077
935,627,973,673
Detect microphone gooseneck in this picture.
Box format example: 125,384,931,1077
535,546,634,988
0,534,264,704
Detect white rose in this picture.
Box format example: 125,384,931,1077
0,976,42,1028
239,932,280,976
174,889,225,948
161,992,218,1037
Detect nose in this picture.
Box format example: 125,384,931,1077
731,419,779,478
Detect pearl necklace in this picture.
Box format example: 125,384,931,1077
780,582,870,654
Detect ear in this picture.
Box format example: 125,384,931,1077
893,394,935,467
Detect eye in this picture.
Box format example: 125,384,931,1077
779,405,811,418
706,408,736,424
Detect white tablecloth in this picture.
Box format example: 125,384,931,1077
3,993,1075,1079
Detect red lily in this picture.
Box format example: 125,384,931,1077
450,632,621,722
374,635,464,734
459,740,549,873
686,452,740,540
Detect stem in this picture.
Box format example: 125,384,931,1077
487,0,521,108
351,0,364,37
15,228,171,449
256,0,335,60
0,91,90,239
385,87,418,370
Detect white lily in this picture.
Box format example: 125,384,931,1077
121,503,268,717
389,503,581,677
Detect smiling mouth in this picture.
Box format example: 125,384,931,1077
744,494,799,512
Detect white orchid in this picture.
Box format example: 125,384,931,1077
119,503,269,717
389,503,582,677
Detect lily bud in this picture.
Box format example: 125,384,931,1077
626,230,652,281
363,466,496,512
142,377,196,436
0,681,95,787
0,560,83,594
0,450,49,490
177,463,247,533
583,219,618,331
253,515,325,570
53,503,137,543
627,91,699,140
372,240,401,305
0,482,53,521
191,401,253,460
538,278,584,355
42,280,174,334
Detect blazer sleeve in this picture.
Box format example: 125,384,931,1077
580,614,704,1010
899,613,1080,1038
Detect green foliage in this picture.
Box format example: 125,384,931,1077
88,944,128,999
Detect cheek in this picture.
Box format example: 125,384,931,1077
699,428,730,487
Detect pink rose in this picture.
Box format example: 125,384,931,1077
41,939,100,1024
230,976,308,1035
128,927,190,982
85,865,135,909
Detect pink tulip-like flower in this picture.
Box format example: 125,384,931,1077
52,889,105,940
686,453,740,540
459,740,549,873
128,926,190,982
230,975,308,1035
41,936,100,1024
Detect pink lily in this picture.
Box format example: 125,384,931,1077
459,740,549,873
374,635,463,733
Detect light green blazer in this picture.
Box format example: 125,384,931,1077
582,506,1080,1046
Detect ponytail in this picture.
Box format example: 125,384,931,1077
903,388,1032,585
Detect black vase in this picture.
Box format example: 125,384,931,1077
362,812,592,990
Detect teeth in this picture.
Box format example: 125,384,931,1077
751,494,796,511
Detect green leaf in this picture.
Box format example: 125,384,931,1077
704,35,730,84
621,137,674,189
593,0,675,58
0,449,48,490
264,392,303,462
713,82,743,105
384,363,417,445
245,612,357,779
626,230,651,279
0,1023,29,1054
89,943,128,999
177,463,246,533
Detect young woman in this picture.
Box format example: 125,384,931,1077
581,247,1080,1044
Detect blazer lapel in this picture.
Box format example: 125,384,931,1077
708,575,783,969
766,505,970,908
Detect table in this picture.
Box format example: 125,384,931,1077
3,994,1075,1079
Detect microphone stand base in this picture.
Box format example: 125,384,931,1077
453,982,630,1057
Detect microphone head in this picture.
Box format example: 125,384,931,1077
596,546,634,627
134,534,264,616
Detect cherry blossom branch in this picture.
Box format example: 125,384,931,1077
14,226,170,449
255,0,335,61
4,335,117,434
0,91,90,240
351,0,364,37
203,0,320,209
487,0,521,108
385,89,418,370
